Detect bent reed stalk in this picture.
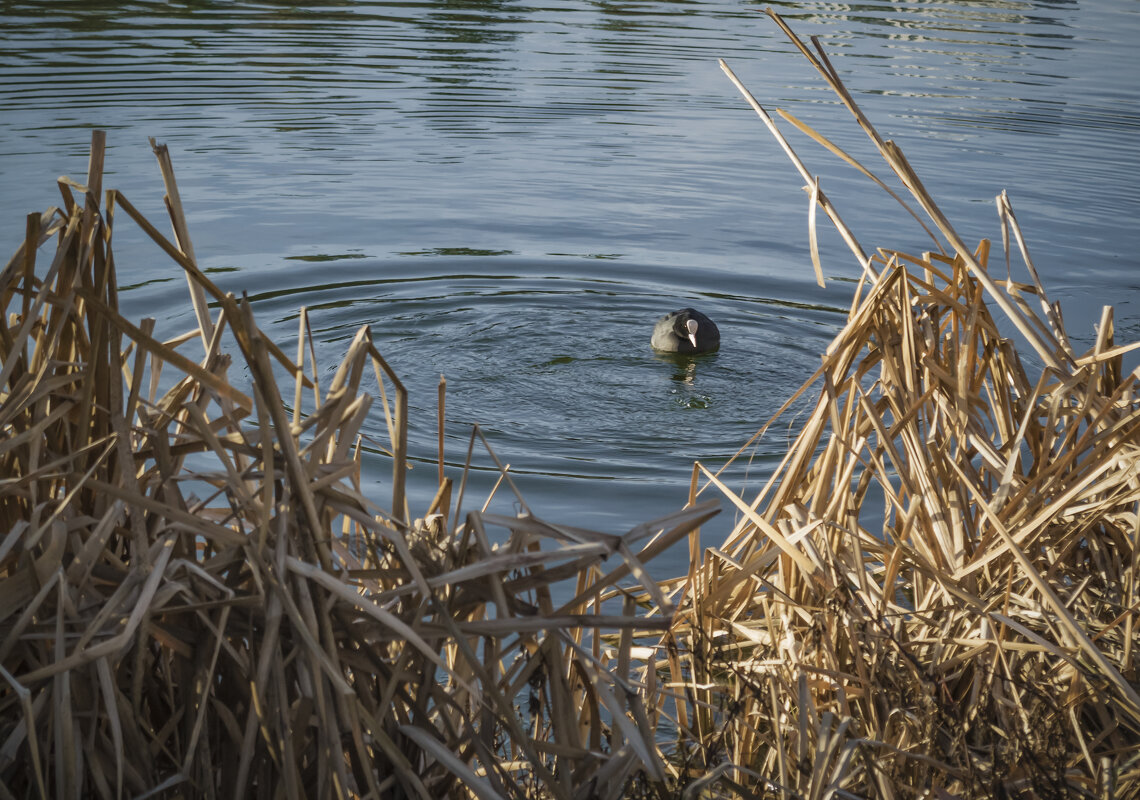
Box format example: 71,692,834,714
2,10,1140,799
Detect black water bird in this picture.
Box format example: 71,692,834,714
651,308,720,354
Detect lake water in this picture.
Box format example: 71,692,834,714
2,0,1138,564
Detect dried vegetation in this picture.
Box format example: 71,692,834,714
2,10,1139,800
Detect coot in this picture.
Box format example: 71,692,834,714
651,308,720,354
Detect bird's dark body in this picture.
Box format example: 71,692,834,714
650,308,720,354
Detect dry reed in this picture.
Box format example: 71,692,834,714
2,9,1139,799
0,133,717,799
655,8,1140,798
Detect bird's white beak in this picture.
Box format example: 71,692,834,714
686,319,699,349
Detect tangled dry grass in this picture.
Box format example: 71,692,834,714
2,9,1138,799
0,130,720,798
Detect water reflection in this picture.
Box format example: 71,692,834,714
660,355,716,409
668,357,699,386
0,0,1100,143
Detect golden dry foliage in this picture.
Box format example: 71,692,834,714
3,10,1140,800
659,9,1140,798
0,131,718,799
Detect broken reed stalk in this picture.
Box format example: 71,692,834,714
0,130,721,799
655,8,1140,797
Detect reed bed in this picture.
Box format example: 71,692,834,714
2,9,1139,799
656,9,1140,798
0,134,719,799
